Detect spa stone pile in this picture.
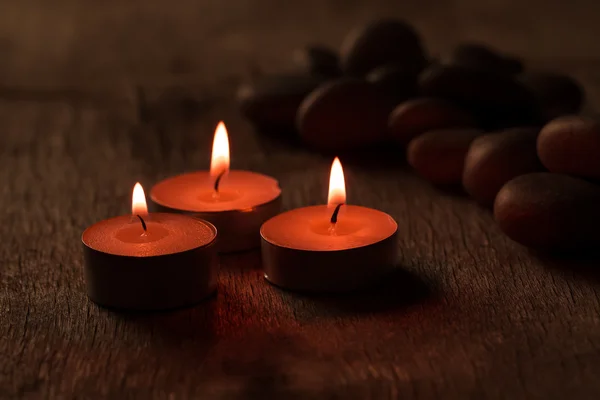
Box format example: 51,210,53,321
237,18,600,252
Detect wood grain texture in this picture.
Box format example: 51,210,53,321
2,90,600,399
3,1,600,399
3,0,600,88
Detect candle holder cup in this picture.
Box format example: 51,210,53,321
82,218,218,311
153,195,282,253
261,224,398,293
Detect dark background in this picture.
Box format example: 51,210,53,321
2,0,600,98
2,1,600,399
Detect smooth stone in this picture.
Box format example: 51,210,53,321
366,63,418,105
450,43,523,75
537,116,600,179
293,45,341,78
462,128,544,206
519,72,584,121
340,19,426,77
419,65,539,129
237,74,323,134
407,129,484,185
388,98,476,145
494,173,600,250
297,79,392,151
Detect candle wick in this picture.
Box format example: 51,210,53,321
213,170,226,193
136,214,147,232
330,203,345,224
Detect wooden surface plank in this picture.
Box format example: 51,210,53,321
3,1,600,398
2,90,600,399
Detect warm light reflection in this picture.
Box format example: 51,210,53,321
132,182,148,215
210,121,230,177
327,157,346,207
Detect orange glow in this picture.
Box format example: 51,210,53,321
132,182,148,215
327,157,346,207
210,121,230,178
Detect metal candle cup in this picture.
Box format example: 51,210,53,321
82,183,218,311
260,158,398,293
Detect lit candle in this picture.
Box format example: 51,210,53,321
150,122,282,252
260,158,398,292
82,183,218,310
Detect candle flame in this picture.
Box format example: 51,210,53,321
328,157,346,207
132,182,148,216
210,121,230,178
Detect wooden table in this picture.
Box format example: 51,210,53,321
3,2,600,398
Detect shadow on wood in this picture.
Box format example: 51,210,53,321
534,249,600,285
219,250,264,271
430,182,470,198
275,267,436,316
105,294,219,342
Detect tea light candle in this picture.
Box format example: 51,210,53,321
82,183,218,310
261,158,398,293
151,122,281,252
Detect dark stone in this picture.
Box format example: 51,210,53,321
419,65,540,129
450,43,523,75
462,128,545,206
340,19,427,77
296,79,392,151
519,72,584,121
366,63,418,105
407,129,484,185
494,173,600,250
237,74,323,135
388,98,476,145
293,45,342,78
537,116,600,179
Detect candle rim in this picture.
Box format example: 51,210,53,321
150,170,281,213
82,213,218,257
84,237,218,259
260,204,398,252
